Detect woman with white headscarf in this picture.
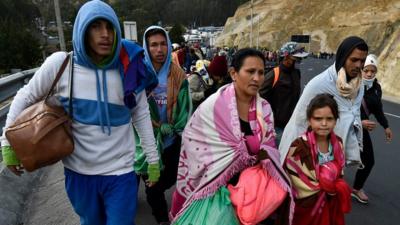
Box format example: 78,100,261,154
351,54,393,204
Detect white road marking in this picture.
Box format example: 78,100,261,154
385,112,400,119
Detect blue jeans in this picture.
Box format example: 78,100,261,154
64,168,138,225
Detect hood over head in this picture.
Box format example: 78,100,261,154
364,54,378,70
335,36,368,72
142,26,172,76
73,0,121,69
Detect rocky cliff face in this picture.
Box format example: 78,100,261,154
217,0,400,96
377,24,400,97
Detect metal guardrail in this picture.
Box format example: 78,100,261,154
0,68,38,134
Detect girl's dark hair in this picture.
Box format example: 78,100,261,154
306,94,339,120
231,48,265,71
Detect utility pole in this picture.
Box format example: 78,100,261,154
257,15,260,49
54,0,66,51
250,0,253,48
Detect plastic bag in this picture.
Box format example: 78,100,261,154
228,164,287,225
173,187,240,225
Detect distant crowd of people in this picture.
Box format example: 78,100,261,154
311,52,335,60
1,1,393,225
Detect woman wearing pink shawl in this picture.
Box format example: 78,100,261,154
170,49,293,225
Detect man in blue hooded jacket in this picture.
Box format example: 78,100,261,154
0,1,159,224
134,26,191,225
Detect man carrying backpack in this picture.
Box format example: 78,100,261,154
259,42,308,145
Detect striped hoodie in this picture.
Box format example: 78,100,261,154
1,0,158,175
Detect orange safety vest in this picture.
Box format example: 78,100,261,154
272,66,280,87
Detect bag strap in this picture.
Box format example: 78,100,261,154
68,53,74,118
44,53,71,101
272,66,280,87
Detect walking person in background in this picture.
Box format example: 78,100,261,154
171,43,181,66
279,36,368,165
203,54,231,99
170,48,293,225
187,59,211,110
134,25,191,225
183,47,199,73
188,55,231,111
351,54,393,204
284,94,352,225
259,42,308,146
1,1,160,224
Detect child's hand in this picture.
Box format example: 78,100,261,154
361,120,376,131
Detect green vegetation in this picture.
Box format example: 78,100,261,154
169,24,185,44
0,0,41,73
112,0,248,41
0,0,248,73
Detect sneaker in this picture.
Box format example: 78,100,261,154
352,189,369,204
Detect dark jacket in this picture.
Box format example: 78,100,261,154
204,76,232,99
361,80,389,129
259,64,301,128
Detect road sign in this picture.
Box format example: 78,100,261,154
291,35,310,43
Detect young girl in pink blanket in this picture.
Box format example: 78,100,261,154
284,94,352,225
170,48,293,225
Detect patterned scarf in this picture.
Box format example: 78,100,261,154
335,67,362,100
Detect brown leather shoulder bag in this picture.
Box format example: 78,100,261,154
5,53,74,171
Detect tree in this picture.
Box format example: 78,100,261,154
111,0,247,35
169,23,185,44
0,0,42,73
